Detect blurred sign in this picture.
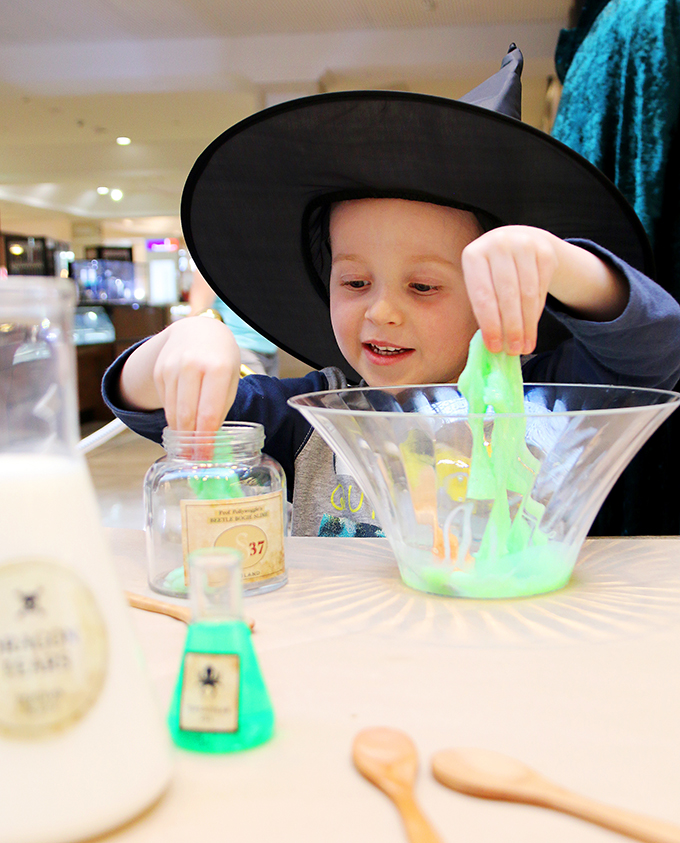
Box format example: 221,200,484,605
146,238,179,252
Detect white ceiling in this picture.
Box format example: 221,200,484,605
0,0,571,242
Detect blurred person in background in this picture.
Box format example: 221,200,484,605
189,270,279,377
551,0,680,536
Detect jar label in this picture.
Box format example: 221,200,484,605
179,652,239,733
181,491,285,584
0,560,108,740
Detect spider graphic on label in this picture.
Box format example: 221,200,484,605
16,589,44,616
198,665,220,692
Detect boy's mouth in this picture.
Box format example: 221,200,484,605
363,341,414,360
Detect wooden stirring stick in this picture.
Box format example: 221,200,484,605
432,748,680,843
125,591,191,623
125,591,255,632
353,727,443,843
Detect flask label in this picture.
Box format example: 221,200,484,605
181,491,285,584
179,652,239,733
0,560,108,740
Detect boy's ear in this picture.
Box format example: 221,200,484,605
458,44,523,120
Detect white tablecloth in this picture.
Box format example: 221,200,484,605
106,531,680,842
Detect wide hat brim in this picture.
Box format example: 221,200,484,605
181,90,653,382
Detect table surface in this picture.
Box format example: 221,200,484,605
101,531,680,843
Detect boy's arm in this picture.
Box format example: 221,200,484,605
461,225,629,356
526,241,680,390
118,316,242,432
546,236,629,320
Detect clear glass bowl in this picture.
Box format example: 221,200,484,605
289,384,680,599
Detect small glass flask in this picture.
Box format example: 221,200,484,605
144,422,287,598
168,547,275,752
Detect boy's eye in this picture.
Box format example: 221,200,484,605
411,281,438,293
343,279,369,289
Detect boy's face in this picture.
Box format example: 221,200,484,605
329,198,482,386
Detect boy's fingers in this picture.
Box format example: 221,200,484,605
195,366,238,433
175,367,202,431
486,251,525,355
155,368,177,430
462,250,503,353
464,228,554,356
512,249,544,354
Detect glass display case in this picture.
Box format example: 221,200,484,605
71,259,139,303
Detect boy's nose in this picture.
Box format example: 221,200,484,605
365,293,402,325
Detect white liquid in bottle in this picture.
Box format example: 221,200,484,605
0,453,173,843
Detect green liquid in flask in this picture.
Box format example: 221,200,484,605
169,620,274,752
168,547,274,752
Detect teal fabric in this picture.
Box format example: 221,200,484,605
552,0,680,535
211,297,278,355
554,0,613,85
552,0,680,300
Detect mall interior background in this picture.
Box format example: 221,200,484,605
0,0,572,414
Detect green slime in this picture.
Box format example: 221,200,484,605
160,439,245,595
397,540,576,598
188,439,244,500
408,330,574,598
457,329,546,570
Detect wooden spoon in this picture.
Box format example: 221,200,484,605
432,747,680,843
352,727,443,843
125,591,255,631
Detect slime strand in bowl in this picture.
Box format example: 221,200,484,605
457,331,545,576
399,431,473,561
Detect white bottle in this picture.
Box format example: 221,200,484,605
0,278,172,843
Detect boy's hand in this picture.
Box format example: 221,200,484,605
461,225,628,355
119,316,242,432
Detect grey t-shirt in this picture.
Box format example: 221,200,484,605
290,367,384,538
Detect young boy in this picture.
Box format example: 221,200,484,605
103,46,680,537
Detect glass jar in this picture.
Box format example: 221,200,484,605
144,422,288,598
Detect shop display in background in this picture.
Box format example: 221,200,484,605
70,258,140,303
3,234,71,277
84,245,133,262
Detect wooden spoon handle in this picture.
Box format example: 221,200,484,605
125,591,192,623
125,591,255,631
544,784,680,843
394,792,444,843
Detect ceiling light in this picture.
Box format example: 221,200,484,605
97,186,109,195
116,136,131,145
110,189,123,201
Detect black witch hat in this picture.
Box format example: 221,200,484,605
181,45,652,381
